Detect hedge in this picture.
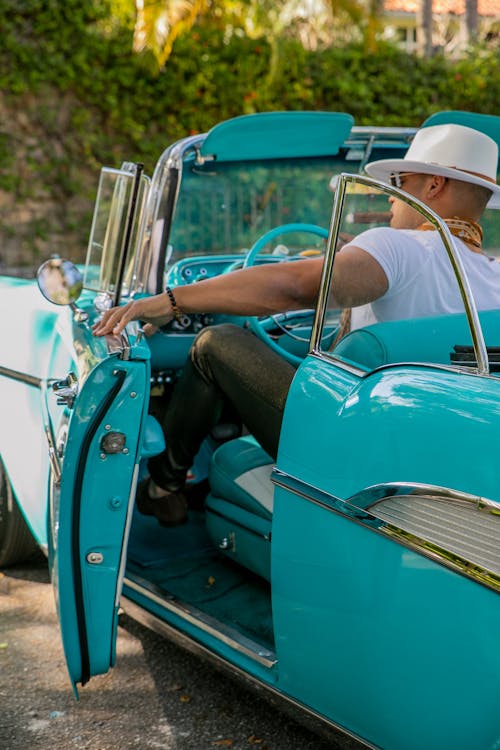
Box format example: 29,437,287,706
0,0,498,266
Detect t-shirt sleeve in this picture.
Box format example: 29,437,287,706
341,227,425,296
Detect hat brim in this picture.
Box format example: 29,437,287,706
365,158,500,209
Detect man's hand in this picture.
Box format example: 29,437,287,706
142,323,160,337
92,294,173,337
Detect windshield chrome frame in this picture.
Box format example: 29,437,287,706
84,163,150,303
312,172,489,376
133,134,205,295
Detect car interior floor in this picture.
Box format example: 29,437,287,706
126,507,274,649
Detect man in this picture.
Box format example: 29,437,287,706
93,123,500,525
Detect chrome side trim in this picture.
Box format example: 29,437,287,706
40,380,61,485
123,574,277,668
120,594,377,750
309,348,497,380
0,365,41,388
272,470,500,593
309,347,368,376
272,468,342,512
365,488,500,587
346,480,500,513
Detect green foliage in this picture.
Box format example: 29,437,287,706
1,2,498,170
0,1,498,266
261,42,499,125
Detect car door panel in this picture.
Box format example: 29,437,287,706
277,357,500,502
272,354,500,750
51,349,149,690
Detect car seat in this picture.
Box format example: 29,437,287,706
205,435,274,581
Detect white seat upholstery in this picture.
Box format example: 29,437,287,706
235,464,274,515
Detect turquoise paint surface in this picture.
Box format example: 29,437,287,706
272,353,500,749
279,356,500,503
271,487,500,750
53,350,150,687
0,283,111,546
199,111,354,162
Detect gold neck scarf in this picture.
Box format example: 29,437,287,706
417,217,483,251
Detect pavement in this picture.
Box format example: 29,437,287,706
0,561,364,750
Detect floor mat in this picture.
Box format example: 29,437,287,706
126,509,274,647
127,507,213,568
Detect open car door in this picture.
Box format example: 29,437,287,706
48,334,150,694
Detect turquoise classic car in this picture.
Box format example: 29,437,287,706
0,110,499,750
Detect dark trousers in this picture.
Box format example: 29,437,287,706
148,324,296,491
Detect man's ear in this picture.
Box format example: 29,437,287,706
427,174,448,198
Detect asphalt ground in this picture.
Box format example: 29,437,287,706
0,560,365,750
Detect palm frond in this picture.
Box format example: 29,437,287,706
133,0,206,66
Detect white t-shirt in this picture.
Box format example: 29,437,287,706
342,227,500,331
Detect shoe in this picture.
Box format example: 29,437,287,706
136,479,188,526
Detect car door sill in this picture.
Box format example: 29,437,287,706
122,573,277,668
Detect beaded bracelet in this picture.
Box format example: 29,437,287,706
165,286,183,323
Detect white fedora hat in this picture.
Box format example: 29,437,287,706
365,123,500,209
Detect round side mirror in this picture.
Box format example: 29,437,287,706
37,258,83,306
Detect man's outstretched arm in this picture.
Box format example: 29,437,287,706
92,248,387,337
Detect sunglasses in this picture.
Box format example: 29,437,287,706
389,172,418,188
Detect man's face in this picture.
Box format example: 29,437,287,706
388,173,430,229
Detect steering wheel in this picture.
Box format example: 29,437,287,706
243,223,329,366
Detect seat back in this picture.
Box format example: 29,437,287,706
334,310,500,371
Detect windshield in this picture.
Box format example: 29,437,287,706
317,176,498,373
84,165,149,300
166,153,500,266
167,154,355,262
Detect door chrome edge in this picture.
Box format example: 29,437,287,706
272,470,500,594
123,574,277,668
120,594,377,750
272,468,342,512
114,463,140,608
